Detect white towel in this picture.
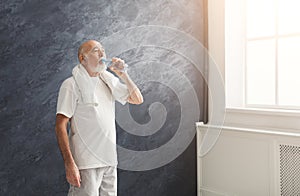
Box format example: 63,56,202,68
72,64,99,104
99,70,129,103
72,63,128,105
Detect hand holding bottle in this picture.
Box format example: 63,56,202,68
101,57,128,73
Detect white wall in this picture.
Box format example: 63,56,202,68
208,0,225,78
207,0,225,122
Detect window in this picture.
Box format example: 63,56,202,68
226,0,300,110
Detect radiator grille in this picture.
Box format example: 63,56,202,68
280,144,300,196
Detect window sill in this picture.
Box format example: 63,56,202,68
222,107,300,133
226,107,300,117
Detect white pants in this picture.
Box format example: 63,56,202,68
67,166,117,196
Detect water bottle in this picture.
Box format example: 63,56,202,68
101,58,128,72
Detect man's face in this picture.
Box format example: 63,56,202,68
83,41,106,72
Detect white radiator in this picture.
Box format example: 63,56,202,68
279,144,300,196
196,122,300,196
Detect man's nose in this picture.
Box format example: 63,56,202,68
98,51,103,58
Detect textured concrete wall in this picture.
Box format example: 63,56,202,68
0,0,206,195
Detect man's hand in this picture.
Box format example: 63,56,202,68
103,57,144,105
109,57,127,77
65,162,81,187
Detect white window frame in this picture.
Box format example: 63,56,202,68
225,0,300,112
245,0,300,111
218,0,300,131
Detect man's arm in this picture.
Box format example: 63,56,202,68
55,114,81,187
119,72,143,105
107,58,143,105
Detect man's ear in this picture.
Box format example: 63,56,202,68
79,54,85,63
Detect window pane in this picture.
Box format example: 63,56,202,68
246,40,276,105
246,0,276,38
278,0,300,35
278,36,300,106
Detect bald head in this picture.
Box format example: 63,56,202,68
78,40,103,63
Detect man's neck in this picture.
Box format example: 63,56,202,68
89,72,100,77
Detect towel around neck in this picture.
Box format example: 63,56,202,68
72,64,100,105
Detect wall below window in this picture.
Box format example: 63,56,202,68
197,123,300,196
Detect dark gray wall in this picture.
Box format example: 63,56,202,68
0,0,207,195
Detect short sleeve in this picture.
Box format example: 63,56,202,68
56,79,78,118
111,80,130,105
100,71,129,105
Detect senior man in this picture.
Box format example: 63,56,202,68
55,40,143,196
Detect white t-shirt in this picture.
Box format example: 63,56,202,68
56,74,129,169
